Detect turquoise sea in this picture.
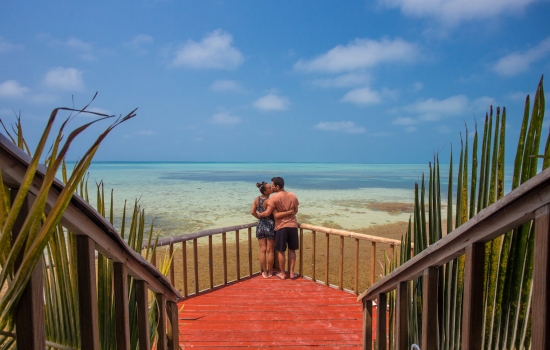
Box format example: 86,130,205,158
70,162,512,237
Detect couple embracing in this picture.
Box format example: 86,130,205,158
250,177,300,280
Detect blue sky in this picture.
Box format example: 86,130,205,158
0,0,549,163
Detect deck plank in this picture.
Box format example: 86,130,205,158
178,275,370,348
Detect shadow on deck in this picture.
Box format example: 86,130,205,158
178,274,377,348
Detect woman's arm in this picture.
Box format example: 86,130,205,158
250,198,259,218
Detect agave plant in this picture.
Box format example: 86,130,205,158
387,75,545,349
0,106,175,349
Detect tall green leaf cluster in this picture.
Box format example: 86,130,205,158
388,76,545,349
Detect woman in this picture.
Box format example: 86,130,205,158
251,182,293,278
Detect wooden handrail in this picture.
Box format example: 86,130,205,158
357,166,550,350
357,166,550,302
299,224,402,245
0,133,181,349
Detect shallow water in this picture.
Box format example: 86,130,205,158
64,162,512,237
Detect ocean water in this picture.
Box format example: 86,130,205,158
65,162,509,237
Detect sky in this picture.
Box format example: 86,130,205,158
0,0,549,163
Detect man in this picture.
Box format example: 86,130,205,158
257,176,300,280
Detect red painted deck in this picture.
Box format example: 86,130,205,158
178,275,372,348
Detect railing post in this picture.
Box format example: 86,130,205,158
209,235,213,290
462,243,485,350
339,236,344,290
299,228,303,276
354,238,359,295
396,282,408,350
236,229,241,280
113,262,130,350
311,230,316,281
167,300,179,350
136,280,150,350
193,238,199,294
248,227,253,276
222,232,227,284
182,241,188,297
325,233,330,286
169,243,175,286
533,204,550,348
76,235,100,350
376,293,387,350
422,267,438,350
371,242,376,286
156,294,167,350
11,191,45,350
362,299,373,350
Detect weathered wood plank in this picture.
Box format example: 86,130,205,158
462,244,485,350
169,243,174,286
300,223,401,245
299,228,304,276
76,235,100,350
339,236,344,290
354,238,359,295
362,299,373,350
421,267,438,350
371,242,376,286
396,282,408,350
114,262,130,350
182,241,187,298
248,227,252,276
136,280,150,350
533,205,550,349
325,233,330,286
156,294,167,350
167,300,179,350
236,230,241,280
193,238,199,294
376,293,387,350
311,230,316,281
358,166,550,301
153,223,257,246
209,235,213,290
222,232,227,284
11,191,45,350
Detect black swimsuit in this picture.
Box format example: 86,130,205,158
256,197,275,240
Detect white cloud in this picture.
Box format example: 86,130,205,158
172,30,244,69
472,96,495,112
64,37,94,60
311,73,372,88
137,130,157,136
124,35,154,53
342,88,381,105
380,0,540,26
314,121,366,134
435,125,451,133
492,37,550,76
0,108,13,116
43,67,84,91
294,37,420,73
506,91,528,102
413,82,424,92
253,93,290,111
0,37,22,53
210,112,241,125
0,80,30,98
405,95,469,121
393,116,417,125
210,79,244,92
405,126,417,133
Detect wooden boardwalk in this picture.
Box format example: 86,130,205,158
178,274,373,348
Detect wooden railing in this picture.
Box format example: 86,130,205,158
0,134,182,350
357,166,550,350
151,222,402,299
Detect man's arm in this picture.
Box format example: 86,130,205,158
273,209,294,220
257,204,275,217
